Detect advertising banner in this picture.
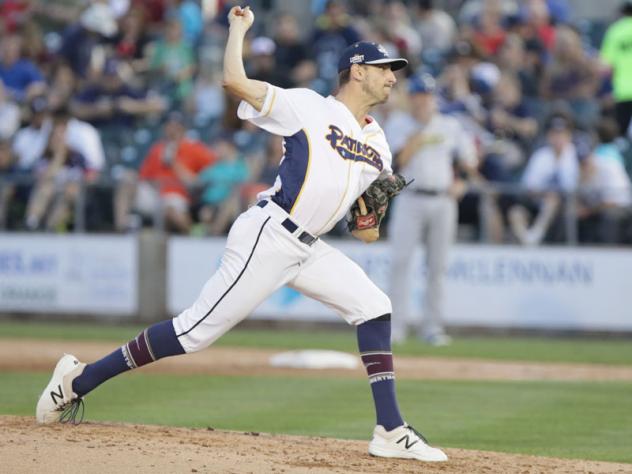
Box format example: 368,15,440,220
0,234,138,315
167,237,632,331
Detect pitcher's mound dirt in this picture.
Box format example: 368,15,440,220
1,416,630,474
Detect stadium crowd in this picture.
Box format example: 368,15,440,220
0,0,631,245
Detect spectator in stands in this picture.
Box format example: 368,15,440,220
546,0,571,25
311,0,361,93
479,73,538,241
24,115,88,231
132,0,167,29
411,0,457,55
248,36,292,88
540,25,601,128
468,0,507,58
0,140,18,229
459,0,519,27
495,34,540,101
484,73,538,179
168,0,204,47
12,95,52,172
0,0,31,33
70,58,166,132
46,61,77,113
577,118,632,243
601,0,632,138
508,114,580,245
521,0,556,51
148,17,195,105
187,65,225,129
14,98,105,179
130,112,216,234
379,1,422,64
112,6,151,68
273,13,312,83
59,3,118,79
0,33,45,102
437,41,488,131
195,132,249,236
0,80,20,141
20,18,49,65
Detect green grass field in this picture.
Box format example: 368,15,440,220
2,320,632,464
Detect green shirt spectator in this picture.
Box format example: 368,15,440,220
601,2,632,136
199,156,249,205
601,16,632,102
149,19,195,102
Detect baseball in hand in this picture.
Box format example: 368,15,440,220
228,6,255,29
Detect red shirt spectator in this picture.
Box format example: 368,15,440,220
139,138,217,200
472,6,507,57
0,0,30,33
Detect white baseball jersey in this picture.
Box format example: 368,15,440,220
238,84,393,236
384,111,476,190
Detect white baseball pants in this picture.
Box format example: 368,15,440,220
173,201,392,352
388,193,457,338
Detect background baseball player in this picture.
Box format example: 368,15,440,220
35,6,447,463
385,73,478,346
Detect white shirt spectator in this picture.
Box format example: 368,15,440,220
522,143,579,193
0,101,20,141
588,145,632,207
13,118,105,172
415,9,457,53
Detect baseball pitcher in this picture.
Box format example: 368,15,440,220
35,6,447,463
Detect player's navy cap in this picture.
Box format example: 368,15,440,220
338,41,408,73
408,73,436,94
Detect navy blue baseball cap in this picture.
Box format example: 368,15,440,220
408,73,436,94
338,41,408,73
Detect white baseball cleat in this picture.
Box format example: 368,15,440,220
368,423,448,462
36,354,86,424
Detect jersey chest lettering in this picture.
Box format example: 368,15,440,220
325,125,383,171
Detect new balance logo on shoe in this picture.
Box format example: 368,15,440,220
50,385,64,405
396,434,419,449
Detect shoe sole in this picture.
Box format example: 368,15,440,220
369,445,448,462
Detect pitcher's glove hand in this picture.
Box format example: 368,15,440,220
348,174,409,243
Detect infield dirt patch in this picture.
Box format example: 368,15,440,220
1,416,631,474
3,338,632,381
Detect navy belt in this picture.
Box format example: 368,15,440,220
256,201,318,246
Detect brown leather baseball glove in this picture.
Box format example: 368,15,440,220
348,174,409,243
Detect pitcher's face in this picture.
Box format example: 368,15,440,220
360,64,397,105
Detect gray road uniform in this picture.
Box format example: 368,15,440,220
384,110,477,340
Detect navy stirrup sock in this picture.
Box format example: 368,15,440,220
72,319,185,397
357,314,404,431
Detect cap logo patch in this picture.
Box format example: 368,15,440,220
377,44,388,56
350,54,364,64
